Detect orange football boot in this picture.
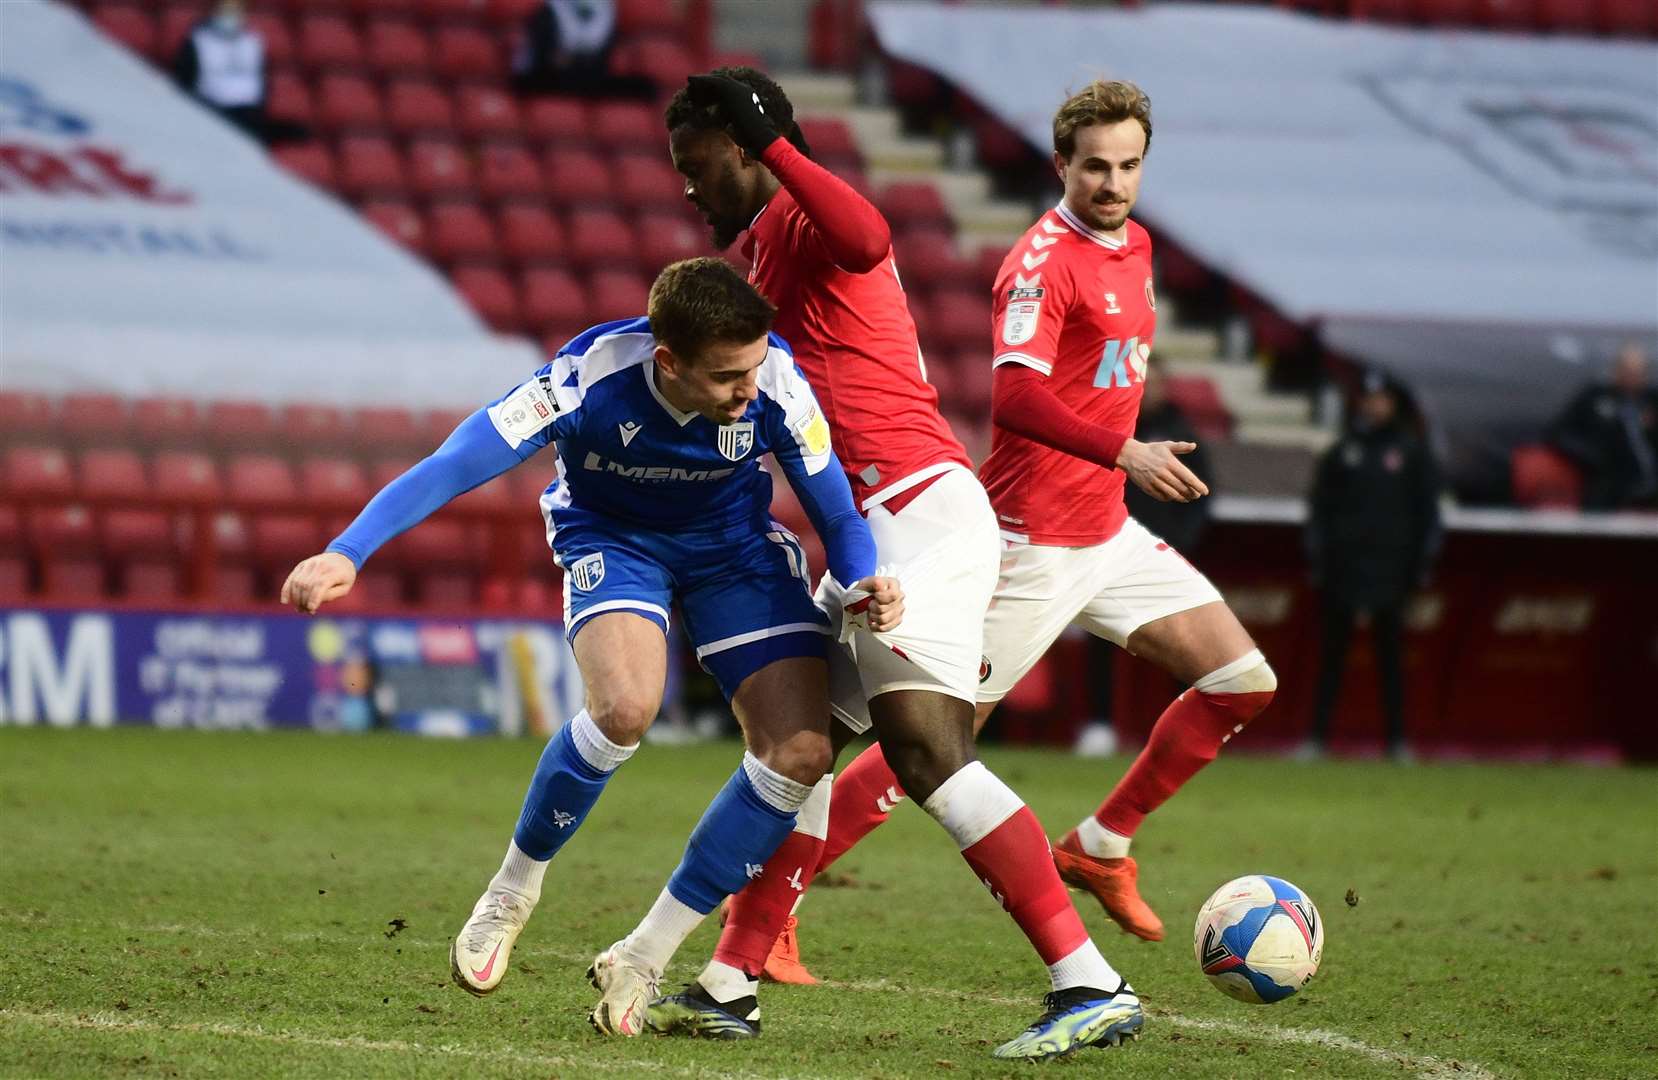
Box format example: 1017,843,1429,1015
759,915,818,985
1052,829,1165,942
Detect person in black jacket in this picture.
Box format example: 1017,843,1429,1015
1546,343,1658,511
1303,371,1441,761
510,0,654,99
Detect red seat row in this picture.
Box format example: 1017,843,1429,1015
367,201,709,267
450,264,651,332
1332,0,1653,34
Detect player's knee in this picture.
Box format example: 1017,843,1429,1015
1193,649,1276,719
757,735,833,789
586,694,657,746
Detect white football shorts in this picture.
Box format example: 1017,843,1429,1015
977,515,1224,703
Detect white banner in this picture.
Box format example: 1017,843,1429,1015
0,1,540,406
869,1,1658,333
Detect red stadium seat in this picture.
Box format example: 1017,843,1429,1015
522,97,588,145
974,245,1007,292
422,410,470,449
153,451,223,503
451,265,522,330
91,4,158,58
610,37,697,94
364,18,432,74
251,514,321,567
159,6,201,58
612,152,685,212
476,142,545,201
350,0,414,16
589,269,649,322
78,447,148,500
1511,445,1583,508
797,118,859,160
407,138,474,198
27,505,99,557
384,79,456,134
248,12,295,64
1164,376,1234,441
297,14,364,69
4,446,75,500
456,85,522,140
1351,0,1417,20
427,200,500,261
894,228,971,293
101,510,173,558
497,203,566,264
0,392,55,442
122,561,183,601
205,401,278,450
520,267,588,329
208,510,251,564
360,198,427,253
58,392,129,445
432,25,500,79
369,457,419,491
1595,0,1655,34
1477,0,1539,27
565,208,634,270
452,474,513,514
41,559,106,600
618,0,682,35
1536,0,1595,30
876,182,952,232
380,518,472,567
1413,0,1479,22
419,0,493,18
971,113,1036,174
266,68,315,128
227,453,299,503
273,141,338,190
132,397,201,445
299,456,371,508
543,149,616,207
353,407,421,449
0,557,27,599
487,0,542,23
335,135,407,196
418,572,478,607
315,73,385,131
588,102,659,152
635,212,708,268
279,403,348,449
0,506,22,554
927,290,994,350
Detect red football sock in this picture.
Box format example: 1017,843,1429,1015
924,761,1088,965
817,742,905,873
1096,686,1274,837
713,829,825,977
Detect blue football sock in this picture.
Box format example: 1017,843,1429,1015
511,719,616,861
666,765,798,914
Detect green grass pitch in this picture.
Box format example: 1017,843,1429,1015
2,727,1654,1079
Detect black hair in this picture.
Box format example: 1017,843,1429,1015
663,66,812,157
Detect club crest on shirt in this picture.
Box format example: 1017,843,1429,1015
718,421,755,461
568,552,605,591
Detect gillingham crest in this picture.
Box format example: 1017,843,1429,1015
718,421,755,461
569,552,605,591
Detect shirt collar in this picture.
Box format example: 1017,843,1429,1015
644,359,698,426
1054,202,1128,251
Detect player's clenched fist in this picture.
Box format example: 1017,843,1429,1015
1116,437,1210,503
281,551,357,614
847,575,904,634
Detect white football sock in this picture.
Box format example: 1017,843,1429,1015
698,958,760,1005
1077,814,1132,860
488,839,547,904
619,887,706,975
1047,939,1122,993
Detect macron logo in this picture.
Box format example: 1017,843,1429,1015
619,421,642,447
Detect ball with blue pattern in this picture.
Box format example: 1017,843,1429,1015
1193,874,1324,1004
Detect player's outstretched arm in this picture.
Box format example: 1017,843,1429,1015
1114,437,1209,503
281,551,357,614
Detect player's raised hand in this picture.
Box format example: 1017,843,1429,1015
1116,438,1210,503
847,575,904,633
280,551,357,614
686,74,779,158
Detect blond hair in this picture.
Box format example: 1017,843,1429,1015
1052,80,1152,160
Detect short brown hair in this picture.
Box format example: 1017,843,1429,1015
1052,80,1152,160
647,257,777,362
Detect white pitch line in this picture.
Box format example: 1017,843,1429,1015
0,1009,811,1080
19,920,1500,1080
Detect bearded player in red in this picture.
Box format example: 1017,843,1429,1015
608,69,1144,1059
734,81,1278,980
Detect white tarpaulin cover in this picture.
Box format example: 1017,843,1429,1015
0,1,540,407
869,1,1658,491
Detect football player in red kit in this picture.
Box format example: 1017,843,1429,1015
596,70,1144,1060
756,81,1277,964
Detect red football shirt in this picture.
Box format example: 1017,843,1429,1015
978,205,1158,546
744,143,971,512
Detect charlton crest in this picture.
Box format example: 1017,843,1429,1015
718,421,755,461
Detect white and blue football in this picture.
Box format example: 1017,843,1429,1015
1193,875,1324,1004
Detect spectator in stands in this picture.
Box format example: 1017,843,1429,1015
1076,355,1214,757
172,0,288,144
1546,342,1658,511
1303,370,1441,762
510,0,653,99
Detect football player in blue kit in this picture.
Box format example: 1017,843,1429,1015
280,257,903,1035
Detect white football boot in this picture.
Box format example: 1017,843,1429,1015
449,889,533,995
587,942,660,1036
